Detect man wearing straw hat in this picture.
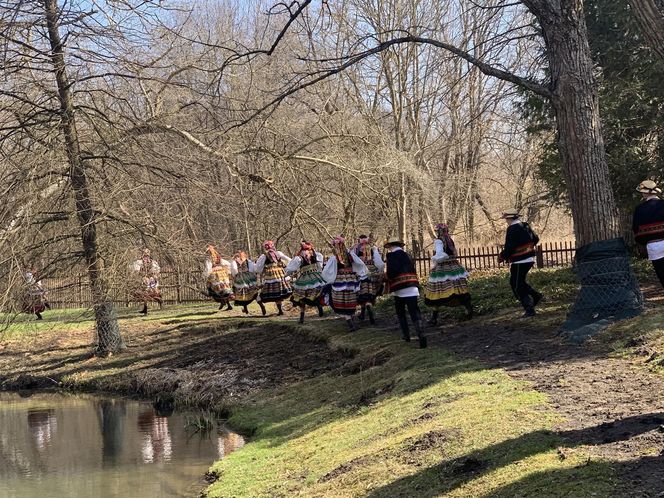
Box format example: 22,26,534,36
384,236,427,348
633,180,664,287
498,209,543,318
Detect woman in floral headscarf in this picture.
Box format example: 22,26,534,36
255,240,292,315
286,241,327,323
231,250,266,316
352,235,384,324
322,236,368,331
204,244,234,311
424,224,473,325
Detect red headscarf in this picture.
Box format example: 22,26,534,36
296,241,316,265
233,250,247,266
353,235,371,262
206,244,222,266
263,240,279,263
435,223,456,255
331,236,351,267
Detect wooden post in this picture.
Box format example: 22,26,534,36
78,274,83,307
536,245,544,268
176,267,182,304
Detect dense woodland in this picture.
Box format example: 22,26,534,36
1,0,663,352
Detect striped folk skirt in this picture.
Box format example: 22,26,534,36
22,287,46,314
131,277,162,303
424,259,471,308
329,267,360,316
357,263,384,304
233,271,262,306
260,262,292,302
207,267,234,303
291,264,327,306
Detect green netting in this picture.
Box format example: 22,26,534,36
559,238,643,343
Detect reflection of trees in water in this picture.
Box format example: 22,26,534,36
216,431,245,459
137,409,172,463
96,399,126,465
27,409,57,452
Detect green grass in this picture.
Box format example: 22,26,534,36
204,319,622,497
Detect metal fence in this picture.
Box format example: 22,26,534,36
40,241,577,309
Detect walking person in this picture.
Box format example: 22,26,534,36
633,180,664,288
22,266,49,320
130,249,163,316
322,236,368,331
204,244,234,311
286,241,327,323
425,223,473,325
255,240,292,315
352,235,384,324
498,209,543,318
384,237,427,348
231,250,266,316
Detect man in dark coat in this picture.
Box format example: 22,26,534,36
384,237,427,348
633,179,664,287
498,209,543,317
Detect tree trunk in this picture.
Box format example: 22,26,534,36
43,0,124,355
629,0,664,62
538,1,620,246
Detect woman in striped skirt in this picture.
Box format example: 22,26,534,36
205,244,234,311
322,236,368,331
231,250,266,316
424,224,473,325
255,240,292,315
352,235,384,324
286,241,326,323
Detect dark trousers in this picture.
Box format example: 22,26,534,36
394,295,421,338
509,262,539,312
652,257,664,288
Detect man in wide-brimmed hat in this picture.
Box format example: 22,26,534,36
498,209,543,318
383,237,427,348
633,180,664,287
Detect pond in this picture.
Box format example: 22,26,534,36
0,392,244,498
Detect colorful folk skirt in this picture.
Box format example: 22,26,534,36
424,259,470,307
291,264,327,306
328,267,360,316
207,267,234,303
358,263,384,304
131,277,162,302
22,289,46,314
260,262,292,302
233,271,261,306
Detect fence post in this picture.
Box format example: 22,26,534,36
78,274,83,307
536,245,544,268
176,267,182,304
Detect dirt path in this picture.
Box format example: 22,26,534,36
428,306,664,497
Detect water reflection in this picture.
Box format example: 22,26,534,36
0,392,245,498
27,409,57,452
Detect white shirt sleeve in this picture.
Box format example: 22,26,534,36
316,252,324,270
322,256,338,283
277,251,292,264
230,260,239,277
204,258,212,276
130,260,141,272
220,258,232,268
431,239,449,264
152,261,160,274
350,252,369,278
254,254,266,273
247,260,257,272
372,247,385,271
285,256,301,274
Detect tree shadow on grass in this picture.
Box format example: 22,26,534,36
365,413,664,498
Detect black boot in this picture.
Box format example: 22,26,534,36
519,295,536,318
367,306,376,325
299,310,305,324
359,306,366,321
218,302,224,310
532,291,544,307
259,302,267,316
427,311,439,326
347,317,356,331
140,304,148,315
44,302,51,310
35,312,43,320
277,303,284,316
463,304,474,321
242,306,249,314
415,320,427,349
226,303,233,311
317,305,324,317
